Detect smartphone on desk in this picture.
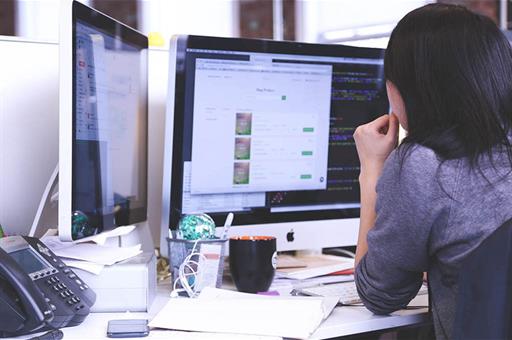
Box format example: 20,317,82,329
107,319,149,338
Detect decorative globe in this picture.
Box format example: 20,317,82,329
71,210,97,239
178,214,216,240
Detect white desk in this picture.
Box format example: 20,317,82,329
311,295,429,339
49,285,430,340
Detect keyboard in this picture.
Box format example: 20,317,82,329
298,281,428,305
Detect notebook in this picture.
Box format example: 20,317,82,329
149,287,338,339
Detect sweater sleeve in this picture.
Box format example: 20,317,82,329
355,146,454,314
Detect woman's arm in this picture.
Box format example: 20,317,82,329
354,146,438,314
353,113,399,266
355,174,379,266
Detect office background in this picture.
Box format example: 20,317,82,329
1,0,507,46
0,0,507,248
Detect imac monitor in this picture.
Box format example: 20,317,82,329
162,35,388,251
59,1,148,241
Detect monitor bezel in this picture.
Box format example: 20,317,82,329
59,0,148,241
166,35,387,231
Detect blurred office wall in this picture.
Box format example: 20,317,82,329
139,0,237,39
1,0,508,45
3,0,433,45
299,0,430,47
6,0,237,43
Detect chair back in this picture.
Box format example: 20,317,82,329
453,217,512,340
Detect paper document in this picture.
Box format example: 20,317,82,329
199,287,339,320
277,254,307,269
271,274,354,292
72,225,136,245
62,259,104,275
277,254,354,280
52,243,142,266
149,331,281,340
149,287,338,339
41,226,135,246
41,235,76,251
42,229,58,238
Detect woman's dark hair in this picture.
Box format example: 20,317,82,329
385,3,512,165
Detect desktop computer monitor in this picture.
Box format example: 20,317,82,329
59,0,148,241
161,35,388,252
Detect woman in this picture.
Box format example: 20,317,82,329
353,4,512,340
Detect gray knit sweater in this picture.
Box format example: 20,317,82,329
355,144,512,340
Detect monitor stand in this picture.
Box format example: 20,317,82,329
30,165,153,252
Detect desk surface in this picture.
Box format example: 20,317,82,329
32,284,429,340
311,294,429,339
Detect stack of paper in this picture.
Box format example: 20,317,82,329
270,274,354,294
41,226,142,275
268,254,355,295
150,331,281,340
149,287,339,339
277,254,354,280
51,242,142,266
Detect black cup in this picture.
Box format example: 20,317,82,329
229,236,277,293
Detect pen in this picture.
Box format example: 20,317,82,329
220,213,234,239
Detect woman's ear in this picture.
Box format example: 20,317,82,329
386,81,408,131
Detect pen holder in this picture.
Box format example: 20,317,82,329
166,233,228,293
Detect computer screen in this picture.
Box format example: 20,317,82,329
59,1,148,241
162,35,388,251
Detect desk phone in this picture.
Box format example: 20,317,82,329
0,235,96,337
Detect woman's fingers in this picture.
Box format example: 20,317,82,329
386,113,399,142
369,114,391,134
353,113,400,174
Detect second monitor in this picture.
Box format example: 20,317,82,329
162,35,389,252
59,1,148,241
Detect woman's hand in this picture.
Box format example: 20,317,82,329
353,113,399,179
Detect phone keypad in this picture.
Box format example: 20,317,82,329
46,276,60,285
66,295,81,306
45,274,80,305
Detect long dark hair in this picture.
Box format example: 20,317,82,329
385,3,512,166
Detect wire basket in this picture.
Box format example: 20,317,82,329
166,232,228,291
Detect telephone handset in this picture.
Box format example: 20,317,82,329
0,236,96,337
0,245,52,335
